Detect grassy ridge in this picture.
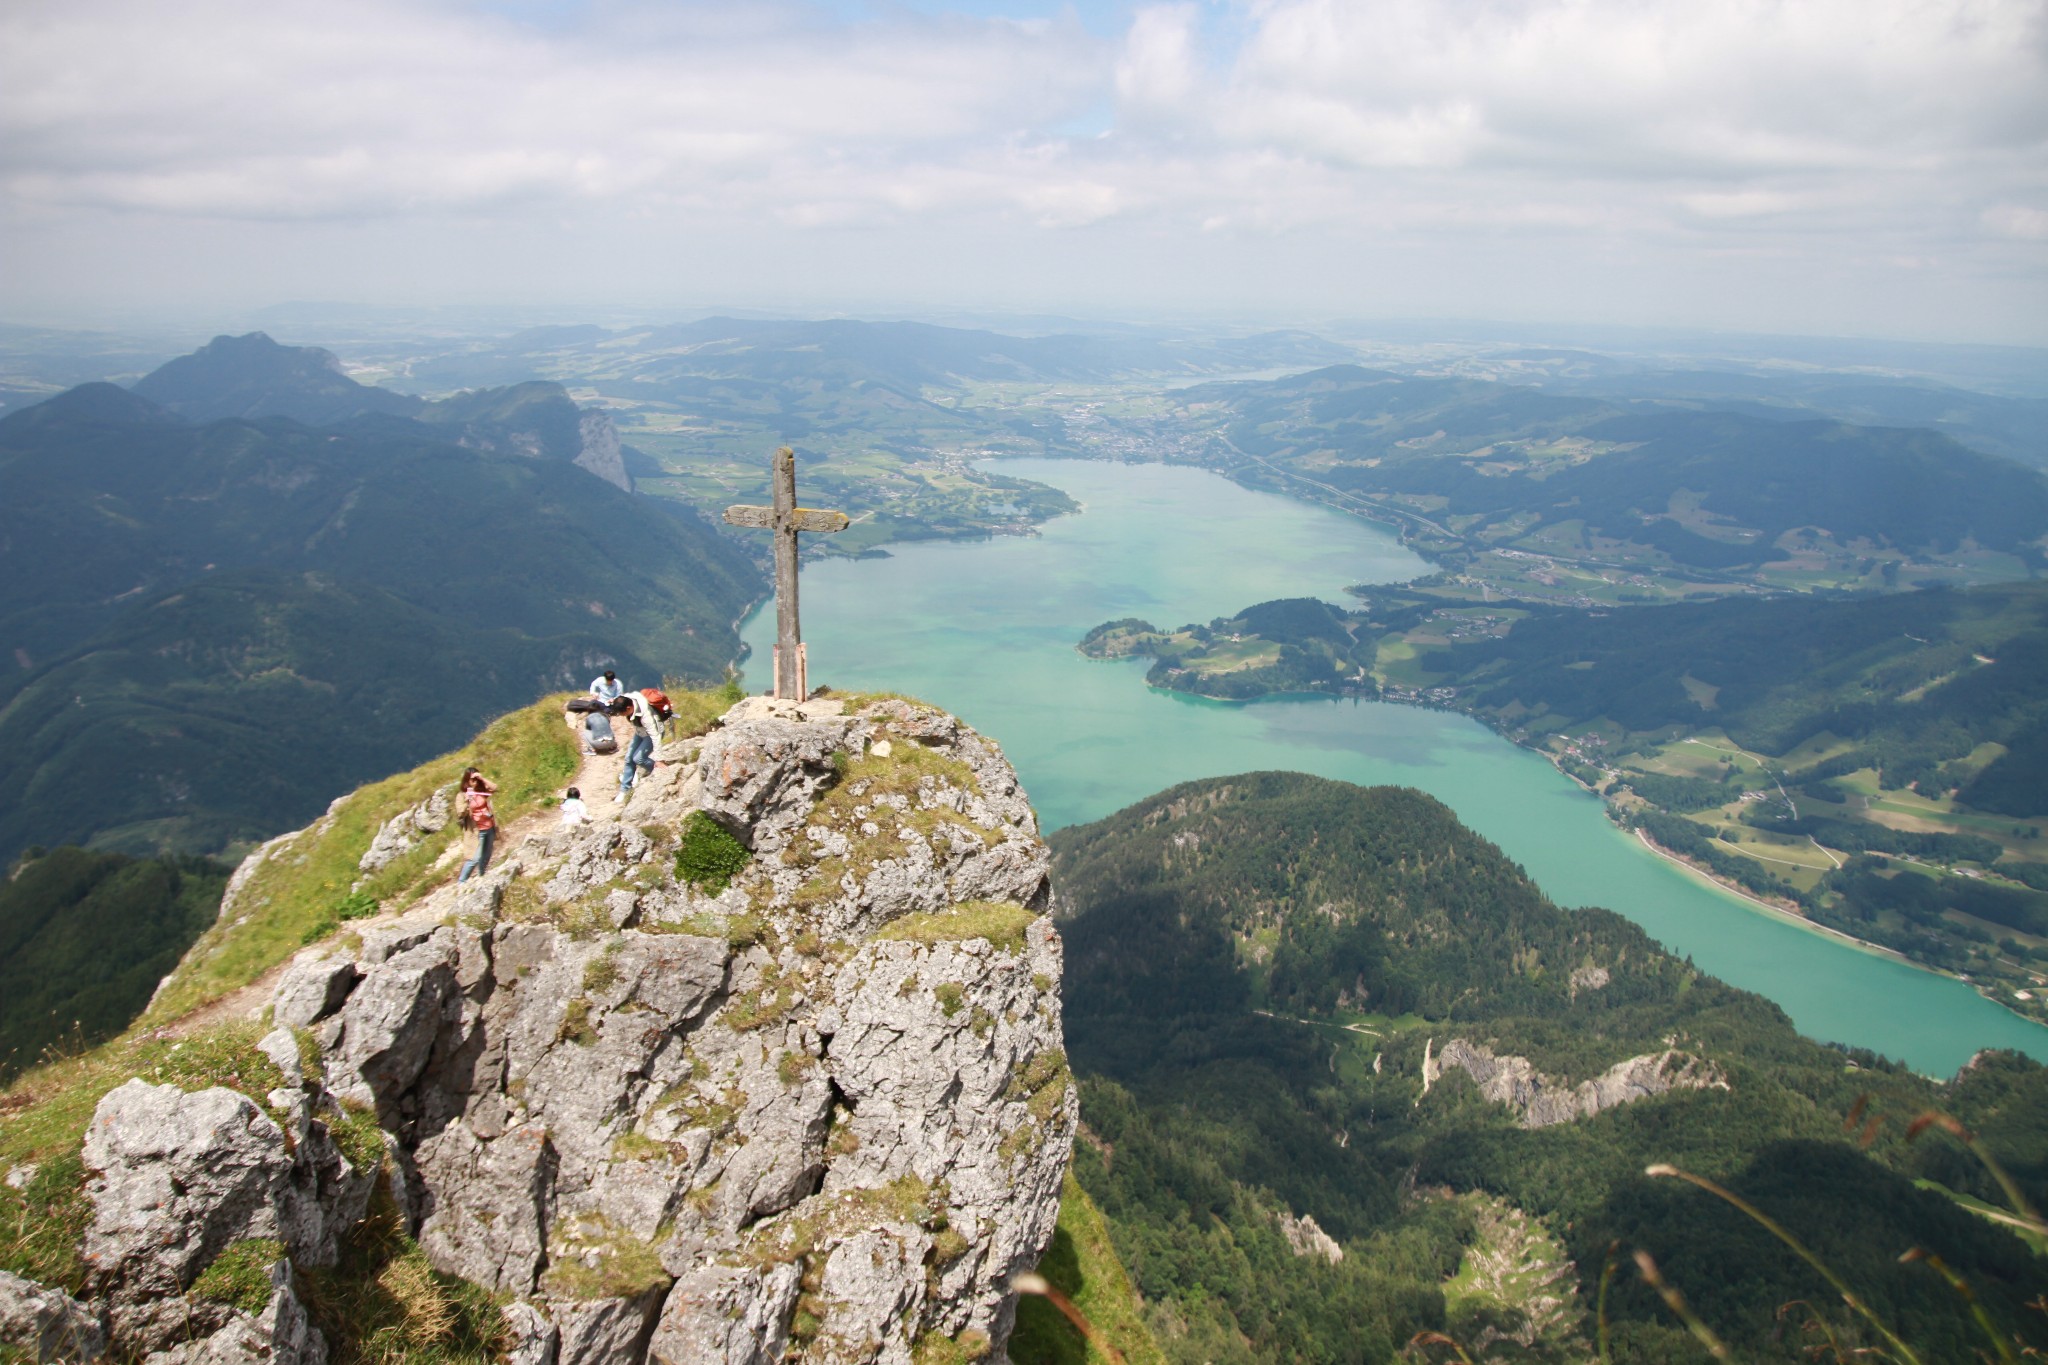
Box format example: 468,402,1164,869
143,693,582,1025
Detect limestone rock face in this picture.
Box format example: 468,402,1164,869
1277,1212,1343,1265
573,411,633,493
69,696,1073,1365
0,1269,105,1362
357,786,453,876
1432,1039,1728,1129
74,1072,373,1358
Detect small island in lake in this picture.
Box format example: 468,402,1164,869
1078,597,1385,700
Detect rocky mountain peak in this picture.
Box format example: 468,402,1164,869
10,695,1072,1365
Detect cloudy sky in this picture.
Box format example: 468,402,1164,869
3,0,2045,342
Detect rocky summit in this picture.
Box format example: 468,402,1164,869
10,695,1075,1365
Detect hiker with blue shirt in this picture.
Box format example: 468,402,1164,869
589,669,624,705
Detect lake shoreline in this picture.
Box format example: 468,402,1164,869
744,456,2048,1071
1087,617,2044,1027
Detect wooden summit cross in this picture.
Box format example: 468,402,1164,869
724,447,848,700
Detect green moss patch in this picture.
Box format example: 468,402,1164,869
539,1213,671,1301
675,812,751,895
190,1238,285,1316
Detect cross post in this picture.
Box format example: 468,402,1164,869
723,447,849,700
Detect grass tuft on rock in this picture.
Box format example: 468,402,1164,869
190,1238,285,1317
876,901,1038,954
557,998,598,1047
328,1102,386,1174
538,1213,671,1302
300,1180,506,1365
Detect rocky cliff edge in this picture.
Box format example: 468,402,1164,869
4,694,1074,1365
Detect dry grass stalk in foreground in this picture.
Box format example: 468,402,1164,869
1013,1272,1127,1365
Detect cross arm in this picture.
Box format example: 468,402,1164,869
789,508,849,533
723,505,848,533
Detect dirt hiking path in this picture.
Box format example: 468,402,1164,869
167,710,646,1038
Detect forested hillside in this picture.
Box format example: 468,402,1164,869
0,341,762,860
1051,774,2047,1364
1416,581,2048,812
0,846,228,1080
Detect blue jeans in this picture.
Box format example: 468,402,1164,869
620,733,655,791
459,826,495,881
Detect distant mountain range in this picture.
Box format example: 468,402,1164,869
391,316,1363,394
0,335,761,860
1176,365,2048,583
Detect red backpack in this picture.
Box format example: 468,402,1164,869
640,687,674,719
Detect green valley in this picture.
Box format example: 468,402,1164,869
333,318,1357,558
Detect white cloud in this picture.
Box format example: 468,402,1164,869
0,0,2043,338
1984,203,2048,239
1115,4,1201,115
0,0,1108,219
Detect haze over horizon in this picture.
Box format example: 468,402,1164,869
3,0,2046,346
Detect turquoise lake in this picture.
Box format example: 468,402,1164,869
740,457,2048,1075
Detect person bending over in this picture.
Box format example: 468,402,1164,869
614,693,665,804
